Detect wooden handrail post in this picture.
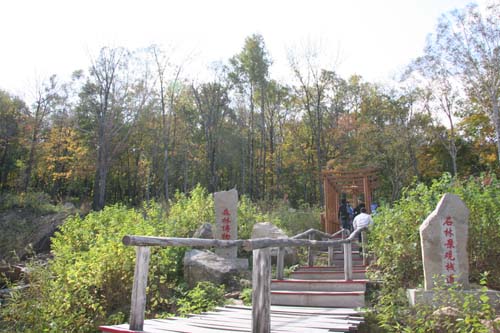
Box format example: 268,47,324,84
343,242,353,281
361,230,367,266
307,234,314,266
252,248,271,333
328,245,334,267
129,246,151,331
276,247,285,280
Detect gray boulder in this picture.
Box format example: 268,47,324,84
193,223,213,239
183,249,249,290
251,222,299,266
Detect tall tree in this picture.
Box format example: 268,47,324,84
42,75,91,197
288,42,333,203
264,80,290,199
427,3,500,164
229,34,271,199
355,85,430,201
23,76,59,191
78,47,149,210
151,45,184,201
0,90,28,190
192,80,231,193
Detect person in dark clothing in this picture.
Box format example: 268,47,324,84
338,198,351,232
353,202,366,217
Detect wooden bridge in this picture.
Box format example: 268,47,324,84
99,228,370,333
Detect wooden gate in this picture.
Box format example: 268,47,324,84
322,167,378,234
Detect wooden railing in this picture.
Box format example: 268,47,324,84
121,227,368,332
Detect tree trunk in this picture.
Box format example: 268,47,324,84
93,124,108,211
249,85,255,199
22,128,38,192
491,92,500,165
0,141,9,189
260,89,266,199
163,144,169,201
450,139,458,176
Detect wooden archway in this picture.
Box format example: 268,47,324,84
321,167,378,234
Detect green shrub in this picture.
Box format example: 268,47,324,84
167,185,214,237
369,174,453,288
373,277,499,333
177,281,225,316
237,195,269,239
260,200,321,236
0,185,276,332
369,173,500,331
0,191,58,214
240,288,252,306
1,203,182,332
370,173,500,289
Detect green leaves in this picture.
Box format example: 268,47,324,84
369,173,500,331
177,281,225,316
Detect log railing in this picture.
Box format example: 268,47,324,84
289,227,348,270
122,227,368,332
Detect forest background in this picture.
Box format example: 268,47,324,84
1,3,500,332
0,2,499,211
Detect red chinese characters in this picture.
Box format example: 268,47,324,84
221,207,231,240
442,216,457,284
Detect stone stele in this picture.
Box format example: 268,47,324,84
420,193,469,290
214,188,238,258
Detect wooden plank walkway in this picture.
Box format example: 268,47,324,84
99,305,364,333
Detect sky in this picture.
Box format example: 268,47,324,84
1,0,482,101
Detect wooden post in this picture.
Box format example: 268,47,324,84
361,230,367,266
343,242,353,281
332,190,339,233
323,174,330,233
276,247,285,280
328,245,334,267
308,234,314,267
252,248,271,333
363,176,371,213
129,246,151,331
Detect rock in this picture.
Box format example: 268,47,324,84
224,291,240,299
420,193,469,290
183,249,249,290
0,207,77,263
63,202,75,210
251,222,299,266
0,265,27,286
432,306,460,318
432,306,460,332
481,317,500,333
193,223,213,239
252,222,287,239
239,278,252,289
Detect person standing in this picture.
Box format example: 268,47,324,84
338,198,351,232
353,202,365,217
347,201,354,227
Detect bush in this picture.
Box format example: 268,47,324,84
1,203,185,332
373,278,499,333
266,200,321,236
177,281,225,316
166,185,214,237
369,173,500,331
369,174,453,288
240,288,252,306
0,185,276,332
237,195,269,239
0,191,58,214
